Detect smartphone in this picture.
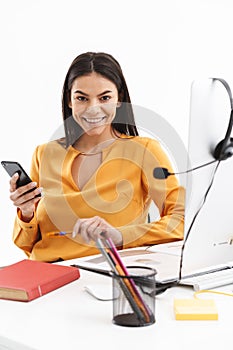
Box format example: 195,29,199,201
1,160,41,197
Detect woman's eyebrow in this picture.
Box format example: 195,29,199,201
73,90,113,96
73,90,88,96
97,90,112,96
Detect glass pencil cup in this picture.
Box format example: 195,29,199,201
112,266,157,327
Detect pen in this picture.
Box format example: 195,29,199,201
70,264,112,277
46,231,70,237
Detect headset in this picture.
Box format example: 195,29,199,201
212,78,233,161
152,78,233,292
153,77,233,180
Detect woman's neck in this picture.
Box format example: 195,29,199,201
74,129,120,153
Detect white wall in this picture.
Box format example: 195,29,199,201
0,0,233,264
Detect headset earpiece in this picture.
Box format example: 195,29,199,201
211,78,233,161
213,137,233,160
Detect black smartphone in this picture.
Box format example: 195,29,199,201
1,160,41,197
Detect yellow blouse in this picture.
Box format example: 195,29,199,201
12,135,185,262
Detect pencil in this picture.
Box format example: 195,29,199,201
100,233,154,323
96,238,145,323
104,240,151,323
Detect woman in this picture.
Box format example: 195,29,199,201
9,52,185,262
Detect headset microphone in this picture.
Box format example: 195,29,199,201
153,160,217,179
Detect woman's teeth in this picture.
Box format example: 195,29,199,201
84,117,105,123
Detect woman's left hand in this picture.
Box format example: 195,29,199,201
72,216,123,247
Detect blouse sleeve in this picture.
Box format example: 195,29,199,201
118,138,185,249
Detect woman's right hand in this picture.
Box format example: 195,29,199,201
9,173,42,222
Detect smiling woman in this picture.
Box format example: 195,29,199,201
8,52,185,262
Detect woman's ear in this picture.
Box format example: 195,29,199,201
117,101,122,108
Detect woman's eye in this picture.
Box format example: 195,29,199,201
101,96,111,101
76,96,87,102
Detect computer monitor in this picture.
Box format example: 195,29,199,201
182,78,233,272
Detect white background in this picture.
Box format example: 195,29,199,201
0,0,233,264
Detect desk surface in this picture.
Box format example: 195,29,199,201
0,254,232,350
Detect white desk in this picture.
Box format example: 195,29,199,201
0,255,232,350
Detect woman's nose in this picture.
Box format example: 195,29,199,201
86,101,101,115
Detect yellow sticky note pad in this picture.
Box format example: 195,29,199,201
174,298,218,320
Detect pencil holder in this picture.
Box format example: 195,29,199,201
112,266,157,327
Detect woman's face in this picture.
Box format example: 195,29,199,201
69,72,120,137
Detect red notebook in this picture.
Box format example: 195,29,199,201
0,259,80,302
